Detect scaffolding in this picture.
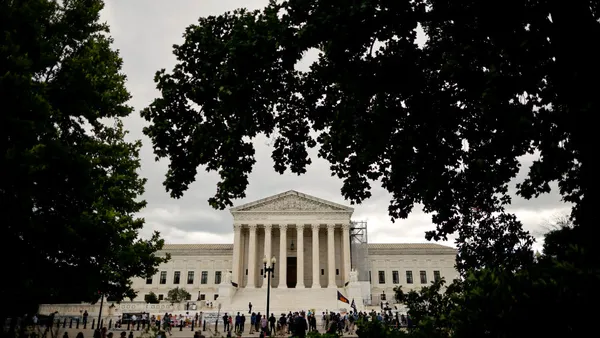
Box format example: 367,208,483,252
350,220,370,282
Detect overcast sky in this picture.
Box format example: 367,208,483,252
100,0,570,249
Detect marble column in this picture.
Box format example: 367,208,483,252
262,224,272,288
342,223,351,285
327,223,336,288
311,224,320,288
296,224,305,288
279,224,288,288
247,224,258,288
232,224,242,285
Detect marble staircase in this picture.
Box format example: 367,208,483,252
222,287,347,315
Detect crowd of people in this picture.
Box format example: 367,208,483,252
10,308,412,338
217,309,413,337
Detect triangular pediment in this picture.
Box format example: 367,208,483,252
230,190,353,212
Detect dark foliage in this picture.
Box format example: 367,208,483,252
0,0,168,318
142,0,599,336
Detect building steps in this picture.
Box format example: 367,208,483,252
223,287,347,315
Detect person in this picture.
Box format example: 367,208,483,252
268,314,276,335
234,313,241,332
294,312,308,338
279,314,287,335
250,313,256,334
248,302,252,314
222,313,229,332
260,315,267,336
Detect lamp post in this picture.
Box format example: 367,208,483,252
263,256,276,321
97,291,104,330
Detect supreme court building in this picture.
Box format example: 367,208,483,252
129,190,458,313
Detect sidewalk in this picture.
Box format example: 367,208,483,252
55,326,358,338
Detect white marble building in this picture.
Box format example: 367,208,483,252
130,190,458,313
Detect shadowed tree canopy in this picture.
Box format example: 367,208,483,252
166,287,192,304
144,292,160,304
142,0,597,265
142,1,598,336
0,0,168,317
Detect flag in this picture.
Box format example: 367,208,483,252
337,291,349,304
351,299,357,312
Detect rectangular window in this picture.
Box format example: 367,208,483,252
381,293,387,301
321,269,324,275
173,271,181,284
420,270,427,284
215,271,222,284
214,294,219,300
185,293,192,300
434,270,441,282
201,271,208,284
336,269,339,275
246,269,248,275
187,271,195,284
369,271,372,283
392,271,399,284
378,271,385,284
260,269,263,276
146,277,153,285
158,294,164,301
159,271,167,284
406,271,413,284
199,294,206,301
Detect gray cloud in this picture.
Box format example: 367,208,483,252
101,0,570,247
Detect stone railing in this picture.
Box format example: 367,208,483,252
38,302,198,317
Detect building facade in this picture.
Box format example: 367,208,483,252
130,190,458,313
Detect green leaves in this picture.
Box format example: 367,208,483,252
144,292,160,304
166,287,191,304
0,0,166,315
143,2,598,335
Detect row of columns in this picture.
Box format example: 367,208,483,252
231,223,350,289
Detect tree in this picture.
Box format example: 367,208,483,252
166,287,191,304
141,0,596,270
141,0,599,335
144,292,160,304
395,279,459,338
0,0,168,319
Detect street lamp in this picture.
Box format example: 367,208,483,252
263,256,276,323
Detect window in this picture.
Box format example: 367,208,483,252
245,269,248,275
173,271,181,284
159,271,167,284
378,271,385,284
185,293,192,301
420,270,427,284
336,269,339,275
381,293,387,301
146,277,153,285
199,294,206,301
215,271,222,284
214,294,219,300
406,271,413,284
187,271,195,284
201,271,208,284
392,271,399,284
260,269,263,276
369,271,372,283
434,270,441,282
158,294,164,301
321,269,324,275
